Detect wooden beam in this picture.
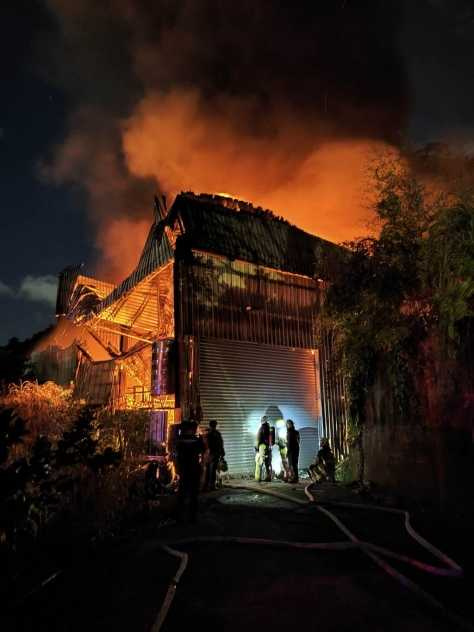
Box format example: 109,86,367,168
93,322,154,344
129,292,153,327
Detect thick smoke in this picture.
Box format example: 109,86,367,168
123,90,392,238
41,0,409,281
40,106,154,279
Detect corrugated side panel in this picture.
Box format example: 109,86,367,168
199,338,322,474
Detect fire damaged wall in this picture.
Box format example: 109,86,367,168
176,253,321,349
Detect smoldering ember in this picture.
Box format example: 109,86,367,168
1,2,474,632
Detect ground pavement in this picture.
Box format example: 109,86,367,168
3,481,474,632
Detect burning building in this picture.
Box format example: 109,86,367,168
33,193,347,473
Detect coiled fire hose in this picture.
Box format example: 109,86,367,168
152,483,472,632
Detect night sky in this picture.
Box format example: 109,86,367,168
2,0,474,344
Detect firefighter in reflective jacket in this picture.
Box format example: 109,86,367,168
276,418,290,481
255,416,273,482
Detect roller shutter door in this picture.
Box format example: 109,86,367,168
199,338,322,474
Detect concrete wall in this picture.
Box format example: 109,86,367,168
347,333,474,511
357,423,474,512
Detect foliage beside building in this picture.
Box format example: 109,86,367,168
327,158,474,509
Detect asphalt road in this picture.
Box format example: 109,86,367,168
3,485,474,632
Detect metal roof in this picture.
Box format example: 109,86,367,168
170,193,342,279
56,264,82,316
57,268,116,318
90,262,174,339
91,220,174,317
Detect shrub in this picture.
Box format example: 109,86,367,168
0,381,76,453
96,409,150,463
0,406,130,557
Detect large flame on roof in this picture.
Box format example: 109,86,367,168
216,192,240,199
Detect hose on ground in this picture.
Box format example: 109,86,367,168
314,499,462,576
226,483,463,576
166,535,356,550
150,545,188,632
302,483,472,631
152,483,472,632
226,483,471,630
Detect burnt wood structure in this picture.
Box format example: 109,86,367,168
33,193,347,471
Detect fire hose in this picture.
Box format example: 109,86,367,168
152,483,472,632
301,486,471,631
150,545,189,632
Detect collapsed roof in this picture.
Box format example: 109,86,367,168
60,192,342,322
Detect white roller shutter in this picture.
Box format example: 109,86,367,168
199,338,322,474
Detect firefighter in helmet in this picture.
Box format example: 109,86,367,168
176,420,205,522
308,437,336,483
255,416,273,482
286,419,300,483
276,418,290,481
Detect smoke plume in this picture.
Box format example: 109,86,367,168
41,0,409,281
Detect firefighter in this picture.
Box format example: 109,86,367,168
198,424,211,491
205,419,225,491
308,437,336,483
276,419,290,481
255,416,272,482
176,420,205,522
286,419,300,483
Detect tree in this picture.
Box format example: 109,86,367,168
326,155,474,480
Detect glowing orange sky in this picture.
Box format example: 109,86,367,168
118,90,393,267
88,90,399,282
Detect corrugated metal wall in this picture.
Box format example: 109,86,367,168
177,254,320,349
319,327,349,460
31,345,78,386
74,354,115,405
198,338,322,474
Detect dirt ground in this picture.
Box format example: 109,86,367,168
3,482,474,632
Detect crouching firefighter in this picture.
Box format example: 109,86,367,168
255,416,274,482
308,437,336,483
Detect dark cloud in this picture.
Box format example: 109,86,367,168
0,276,58,306
0,281,14,297
3,0,473,342
37,0,412,281
39,106,155,224
400,0,474,144
37,0,474,285
43,0,409,140
18,275,58,306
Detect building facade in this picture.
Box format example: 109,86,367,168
33,193,347,472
